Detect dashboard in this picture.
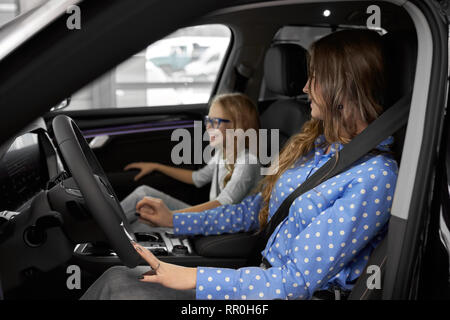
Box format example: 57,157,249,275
0,119,60,212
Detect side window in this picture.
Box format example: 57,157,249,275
67,24,231,110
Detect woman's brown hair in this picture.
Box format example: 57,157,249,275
210,92,260,186
257,30,386,228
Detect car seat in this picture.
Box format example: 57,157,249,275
347,30,417,300
259,43,311,151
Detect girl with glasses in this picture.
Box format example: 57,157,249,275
121,93,262,229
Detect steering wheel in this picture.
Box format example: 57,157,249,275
52,115,140,267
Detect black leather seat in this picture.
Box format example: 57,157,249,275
382,32,417,164
347,31,417,300
259,43,311,149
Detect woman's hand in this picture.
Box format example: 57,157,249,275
133,242,197,290
124,162,160,181
136,197,174,227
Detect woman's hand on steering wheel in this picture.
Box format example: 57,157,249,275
133,242,197,290
136,197,174,227
124,162,160,181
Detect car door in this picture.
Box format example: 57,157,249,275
43,24,232,205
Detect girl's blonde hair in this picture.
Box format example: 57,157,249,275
257,30,386,228
210,92,260,186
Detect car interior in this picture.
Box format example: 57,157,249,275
0,0,448,300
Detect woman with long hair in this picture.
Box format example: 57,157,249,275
121,92,262,228
82,29,398,300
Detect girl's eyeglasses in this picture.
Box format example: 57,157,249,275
204,116,231,129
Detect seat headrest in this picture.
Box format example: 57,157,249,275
381,31,417,107
264,43,308,97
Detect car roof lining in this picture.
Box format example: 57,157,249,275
202,0,412,30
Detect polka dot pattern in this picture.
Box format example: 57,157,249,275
187,135,398,300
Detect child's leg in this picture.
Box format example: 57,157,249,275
121,185,191,223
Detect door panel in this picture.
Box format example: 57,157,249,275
44,104,211,204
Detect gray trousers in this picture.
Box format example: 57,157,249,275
121,185,191,224
81,266,196,300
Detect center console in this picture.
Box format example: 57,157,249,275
73,227,248,274
75,227,192,257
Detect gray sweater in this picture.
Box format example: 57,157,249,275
192,149,261,205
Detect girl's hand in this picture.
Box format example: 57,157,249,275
136,197,174,227
133,242,197,290
124,162,160,181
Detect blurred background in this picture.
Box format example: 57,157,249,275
0,0,232,110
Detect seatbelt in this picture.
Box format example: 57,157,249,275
250,94,412,264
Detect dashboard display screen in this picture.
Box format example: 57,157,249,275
0,133,48,211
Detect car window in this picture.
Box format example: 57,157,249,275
66,24,231,110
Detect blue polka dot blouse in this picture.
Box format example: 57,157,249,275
172,135,398,300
